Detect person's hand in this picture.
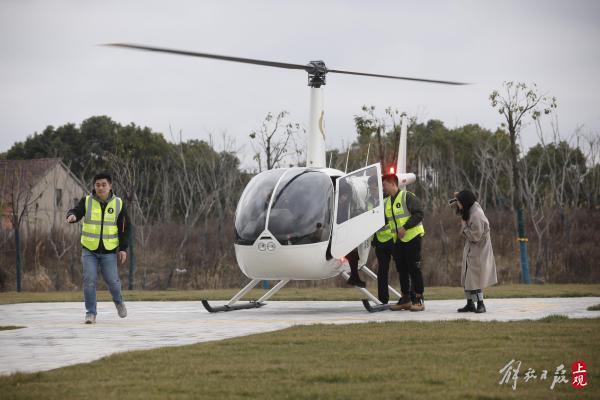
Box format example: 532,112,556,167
66,215,77,223
397,227,406,239
118,251,127,265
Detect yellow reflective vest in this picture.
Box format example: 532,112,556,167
369,197,394,243
385,190,425,243
81,194,122,251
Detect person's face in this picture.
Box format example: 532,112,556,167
382,180,396,196
368,182,378,196
339,191,350,204
457,200,463,210
94,179,112,199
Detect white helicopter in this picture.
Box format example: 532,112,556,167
107,44,466,312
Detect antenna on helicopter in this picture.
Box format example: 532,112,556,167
344,144,351,173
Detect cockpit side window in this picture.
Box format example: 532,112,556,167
234,169,285,245
336,166,380,224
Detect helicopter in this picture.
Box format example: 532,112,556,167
106,43,467,312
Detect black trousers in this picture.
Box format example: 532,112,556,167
375,241,393,304
393,235,425,296
375,240,415,304
346,248,360,277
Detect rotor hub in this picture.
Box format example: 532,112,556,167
306,60,327,88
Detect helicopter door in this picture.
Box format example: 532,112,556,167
331,163,385,258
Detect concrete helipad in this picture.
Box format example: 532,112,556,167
1,297,599,375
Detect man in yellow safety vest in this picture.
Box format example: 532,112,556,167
368,175,415,305
67,172,131,324
381,173,426,312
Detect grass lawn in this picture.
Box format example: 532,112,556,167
0,317,598,400
1,283,600,305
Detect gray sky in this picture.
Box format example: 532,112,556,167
1,0,599,169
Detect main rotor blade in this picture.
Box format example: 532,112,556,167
104,43,310,71
104,43,470,85
327,68,469,85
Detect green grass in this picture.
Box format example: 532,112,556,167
1,318,598,400
1,283,599,305
0,326,23,331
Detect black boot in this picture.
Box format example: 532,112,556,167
457,300,476,313
475,301,486,313
346,275,366,288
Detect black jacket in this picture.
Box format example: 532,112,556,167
67,191,131,253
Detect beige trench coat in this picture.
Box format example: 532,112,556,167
461,202,498,290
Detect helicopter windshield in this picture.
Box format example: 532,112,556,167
267,170,333,245
234,169,286,245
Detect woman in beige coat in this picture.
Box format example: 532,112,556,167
455,190,497,313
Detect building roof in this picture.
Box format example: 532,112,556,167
0,158,85,201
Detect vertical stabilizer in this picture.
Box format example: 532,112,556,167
395,113,416,187
397,113,407,174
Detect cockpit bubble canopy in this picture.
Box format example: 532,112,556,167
234,169,333,246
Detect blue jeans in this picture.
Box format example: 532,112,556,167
82,248,123,315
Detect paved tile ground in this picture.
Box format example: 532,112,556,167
1,297,599,375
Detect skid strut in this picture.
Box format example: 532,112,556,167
361,299,391,312
202,279,290,313
346,265,402,312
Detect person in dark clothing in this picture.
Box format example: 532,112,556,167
337,179,366,288
381,174,426,312
66,172,131,324
369,175,415,304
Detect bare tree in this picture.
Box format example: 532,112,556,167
166,133,218,288
579,130,600,208
353,105,407,169
489,82,557,283
2,163,42,292
109,154,164,289
249,111,303,172
521,140,552,282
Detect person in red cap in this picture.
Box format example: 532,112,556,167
381,173,426,312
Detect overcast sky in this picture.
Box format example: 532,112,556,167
1,0,599,168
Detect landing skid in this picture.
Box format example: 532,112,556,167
201,265,401,313
339,265,402,312
201,279,290,313
361,299,391,313
355,265,402,312
201,299,264,313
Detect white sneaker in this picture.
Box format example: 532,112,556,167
115,302,127,318
85,314,96,324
